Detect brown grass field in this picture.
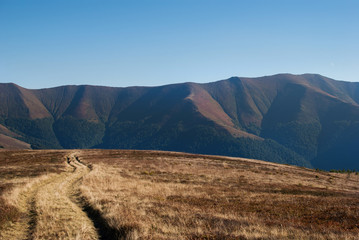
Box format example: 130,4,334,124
0,149,358,239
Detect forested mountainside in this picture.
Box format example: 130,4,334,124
1,73,359,170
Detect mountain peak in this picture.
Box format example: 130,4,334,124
1,74,359,170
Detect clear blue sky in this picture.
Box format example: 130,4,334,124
1,0,358,89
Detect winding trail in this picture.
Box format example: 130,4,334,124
0,151,99,240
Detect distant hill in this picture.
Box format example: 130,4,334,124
1,73,359,170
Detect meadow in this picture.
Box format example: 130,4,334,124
1,149,358,239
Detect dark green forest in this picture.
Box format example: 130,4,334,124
1,74,359,170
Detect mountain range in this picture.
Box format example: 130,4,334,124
1,73,359,170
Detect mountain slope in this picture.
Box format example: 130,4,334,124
1,74,359,169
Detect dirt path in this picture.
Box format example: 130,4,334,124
0,151,99,240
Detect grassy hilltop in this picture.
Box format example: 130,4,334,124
1,150,358,239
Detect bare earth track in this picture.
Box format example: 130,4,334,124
0,151,98,240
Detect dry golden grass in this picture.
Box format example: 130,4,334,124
1,149,359,239
0,150,66,234
32,155,98,239
78,150,359,239
0,150,97,240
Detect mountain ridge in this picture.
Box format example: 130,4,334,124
1,73,359,170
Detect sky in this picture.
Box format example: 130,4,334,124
1,0,359,89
